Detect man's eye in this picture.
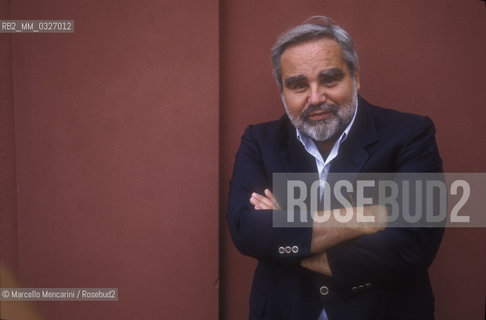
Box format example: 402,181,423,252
321,78,340,87
293,83,307,90
322,78,337,86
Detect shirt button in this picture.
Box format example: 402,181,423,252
278,246,285,254
285,246,292,254
291,246,299,253
319,286,329,296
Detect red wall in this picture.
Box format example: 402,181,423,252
220,1,486,319
0,0,20,284
3,0,220,319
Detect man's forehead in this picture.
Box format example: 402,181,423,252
280,38,347,76
282,38,342,58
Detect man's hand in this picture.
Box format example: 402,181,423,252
310,205,387,254
300,252,332,277
250,189,281,210
250,189,333,277
250,189,386,266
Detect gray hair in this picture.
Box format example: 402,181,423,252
271,16,359,91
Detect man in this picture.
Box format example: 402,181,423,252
227,16,443,319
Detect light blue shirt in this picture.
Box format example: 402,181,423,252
296,103,358,188
295,103,358,320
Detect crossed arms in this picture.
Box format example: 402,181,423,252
227,115,444,286
250,189,386,276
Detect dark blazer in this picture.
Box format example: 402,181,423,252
227,97,444,320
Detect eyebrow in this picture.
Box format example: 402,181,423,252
284,68,346,88
284,75,307,88
319,68,345,80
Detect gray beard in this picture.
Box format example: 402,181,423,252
283,89,357,142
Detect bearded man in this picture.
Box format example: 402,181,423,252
227,16,443,320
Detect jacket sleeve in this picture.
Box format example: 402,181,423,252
326,116,444,287
226,125,313,262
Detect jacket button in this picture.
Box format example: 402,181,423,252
358,285,365,291
291,246,299,253
284,246,292,254
365,282,372,289
351,286,358,293
319,286,329,296
278,246,285,254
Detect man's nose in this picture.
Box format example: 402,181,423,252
308,84,326,106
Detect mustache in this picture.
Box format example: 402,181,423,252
302,102,338,121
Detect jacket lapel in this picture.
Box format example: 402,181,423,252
278,117,318,173
331,97,378,173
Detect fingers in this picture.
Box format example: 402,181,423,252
300,252,332,276
250,189,278,210
300,251,323,268
250,191,275,210
264,189,281,210
300,256,312,270
264,189,275,200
